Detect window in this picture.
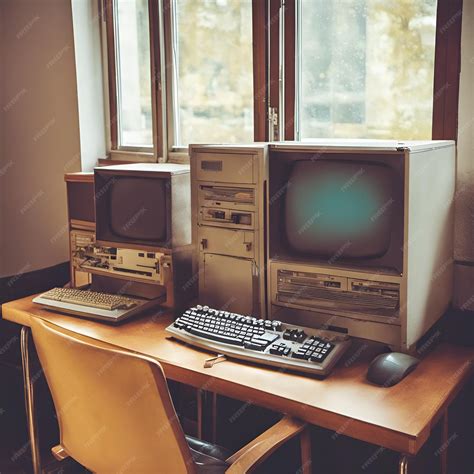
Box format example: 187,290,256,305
296,0,438,140
103,0,462,158
170,0,254,147
114,0,153,148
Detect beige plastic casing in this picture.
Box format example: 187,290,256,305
190,144,268,317
267,141,455,352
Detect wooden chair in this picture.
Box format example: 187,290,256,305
30,318,312,473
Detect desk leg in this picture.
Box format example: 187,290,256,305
300,427,312,474
197,389,203,439
21,326,41,474
399,454,409,474
440,411,448,474
211,392,217,444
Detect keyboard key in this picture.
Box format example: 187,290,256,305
292,351,310,360
272,321,282,331
188,327,243,346
269,344,279,353
174,320,186,329
253,332,278,344
244,341,267,351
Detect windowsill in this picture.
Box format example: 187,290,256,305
106,149,156,163
100,149,190,166
168,150,189,164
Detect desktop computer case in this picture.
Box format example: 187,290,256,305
190,144,268,317
65,166,195,311
267,141,456,352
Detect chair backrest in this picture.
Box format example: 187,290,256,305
30,318,196,473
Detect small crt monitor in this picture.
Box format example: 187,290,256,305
285,160,395,259
94,163,191,249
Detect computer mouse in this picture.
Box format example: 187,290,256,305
367,352,419,387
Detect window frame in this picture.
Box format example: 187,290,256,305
102,0,463,163
101,0,269,162
162,0,268,154
104,0,268,160
103,0,163,160
432,0,463,140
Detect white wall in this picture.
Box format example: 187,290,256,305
454,0,474,310
71,0,107,171
0,0,81,278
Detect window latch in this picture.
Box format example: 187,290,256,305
268,107,279,141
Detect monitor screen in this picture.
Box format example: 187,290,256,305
284,160,394,259
108,177,167,242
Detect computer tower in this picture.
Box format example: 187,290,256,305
190,144,268,317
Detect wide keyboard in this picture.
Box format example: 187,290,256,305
166,305,351,376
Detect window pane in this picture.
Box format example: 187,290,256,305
115,0,152,147
298,0,437,140
173,0,254,147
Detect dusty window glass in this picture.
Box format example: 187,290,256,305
297,0,438,140
172,0,254,147
115,0,153,147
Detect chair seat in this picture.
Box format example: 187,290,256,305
186,435,231,474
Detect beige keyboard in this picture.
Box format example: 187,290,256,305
40,287,138,310
32,287,162,323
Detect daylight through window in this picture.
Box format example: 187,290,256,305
297,0,438,140
171,0,254,147
114,0,153,147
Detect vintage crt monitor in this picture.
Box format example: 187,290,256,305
68,163,193,309
267,140,455,352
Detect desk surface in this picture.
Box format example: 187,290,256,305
3,296,474,455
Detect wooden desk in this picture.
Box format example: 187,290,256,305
3,296,474,474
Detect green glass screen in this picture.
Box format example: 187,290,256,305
285,160,394,259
